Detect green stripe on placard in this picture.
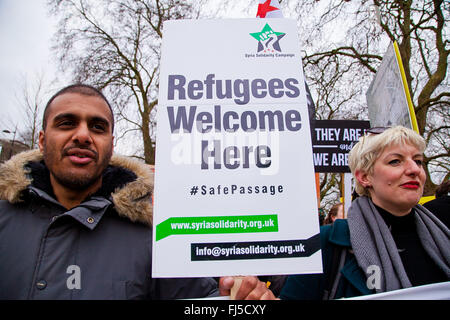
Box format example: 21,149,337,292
155,214,278,241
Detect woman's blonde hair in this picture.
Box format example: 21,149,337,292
348,126,426,196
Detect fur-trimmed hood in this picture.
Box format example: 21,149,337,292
0,149,154,226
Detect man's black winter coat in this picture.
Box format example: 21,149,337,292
0,150,217,299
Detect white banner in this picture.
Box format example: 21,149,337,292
345,282,450,300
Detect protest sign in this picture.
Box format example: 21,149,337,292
312,120,370,173
152,19,322,277
366,41,418,132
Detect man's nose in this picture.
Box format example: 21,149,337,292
72,123,93,145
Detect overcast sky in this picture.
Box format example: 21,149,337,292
0,0,357,141
0,0,58,137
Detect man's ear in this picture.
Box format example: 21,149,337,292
38,130,45,153
111,135,114,154
355,169,371,188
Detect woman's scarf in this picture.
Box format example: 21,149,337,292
347,196,450,293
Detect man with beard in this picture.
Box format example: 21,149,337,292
0,84,274,300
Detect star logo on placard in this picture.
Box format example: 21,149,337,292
250,23,286,53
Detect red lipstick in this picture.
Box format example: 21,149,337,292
401,181,420,189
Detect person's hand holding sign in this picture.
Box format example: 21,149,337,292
219,276,278,300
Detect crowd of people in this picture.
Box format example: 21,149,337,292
0,84,448,300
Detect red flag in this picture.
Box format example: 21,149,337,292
256,0,283,18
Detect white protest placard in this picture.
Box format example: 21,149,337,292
152,19,322,278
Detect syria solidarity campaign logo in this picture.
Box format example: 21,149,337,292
250,23,286,53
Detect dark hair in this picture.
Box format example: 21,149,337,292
323,202,344,225
435,180,450,198
42,84,114,132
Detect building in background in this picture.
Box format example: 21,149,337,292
0,139,29,163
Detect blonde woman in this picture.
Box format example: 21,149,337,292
280,126,449,299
